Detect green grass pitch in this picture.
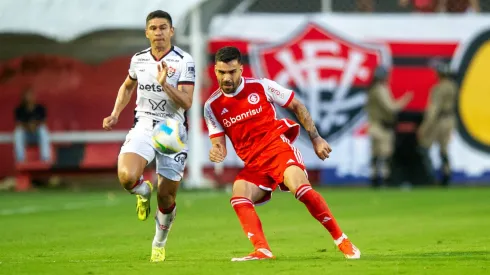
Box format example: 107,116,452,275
0,187,488,274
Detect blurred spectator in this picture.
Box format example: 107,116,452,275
399,0,438,12
417,61,457,186
357,0,374,12
399,0,480,13
366,66,413,188
14,88,51,162
445,0,480,13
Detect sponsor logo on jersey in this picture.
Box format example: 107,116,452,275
139,83,163,92
186,62,195,78
222,106,262,127
149,99,166,111
250,23,390,141
268,87,285,99
144,112,175,118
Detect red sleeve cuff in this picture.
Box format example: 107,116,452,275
209,132,225,138
282,91,295,107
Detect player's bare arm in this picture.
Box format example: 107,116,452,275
286,97,332,160
209,135,227,163
103,76,137,130
157,61,194,110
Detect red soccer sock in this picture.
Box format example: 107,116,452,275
295,184,343,240
230,197,270,251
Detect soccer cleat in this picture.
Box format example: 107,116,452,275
136,180,153,221
231,248,275,262
335,233,361,259
150,246,166,262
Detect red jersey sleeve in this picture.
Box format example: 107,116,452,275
261,78,295,107
204,100,225,138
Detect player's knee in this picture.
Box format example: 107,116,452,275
283,165,309,194
118,168,140,190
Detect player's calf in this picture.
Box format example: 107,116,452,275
283,165,361,259
152,175,179,255
230,180,272,252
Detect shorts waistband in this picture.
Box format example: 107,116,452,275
133,116,159,128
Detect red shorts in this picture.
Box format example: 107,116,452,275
235,135,307,205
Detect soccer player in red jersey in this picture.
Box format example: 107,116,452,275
204,46,361,261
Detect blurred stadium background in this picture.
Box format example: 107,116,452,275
1,0,489,190
0,1,489,274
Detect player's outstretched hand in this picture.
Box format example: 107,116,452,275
312,136,332,160
102,115,118,131
209,143,226,163
157,61,168,86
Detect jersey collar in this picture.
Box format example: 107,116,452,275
221,77,244,97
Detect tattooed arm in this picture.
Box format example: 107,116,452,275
286,98,332,160
286,98,320,141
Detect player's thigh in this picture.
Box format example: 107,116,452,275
118,131,155,185
234,168,272,203
232,179,269,203
283,165,310,194
155,149,188,194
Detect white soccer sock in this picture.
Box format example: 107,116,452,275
130,176,150,199
152,206,177,247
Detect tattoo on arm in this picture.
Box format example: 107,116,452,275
294,104,320,140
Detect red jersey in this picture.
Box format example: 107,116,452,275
204,77,300,165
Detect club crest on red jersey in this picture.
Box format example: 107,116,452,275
250,22,390,141
248,93,260,104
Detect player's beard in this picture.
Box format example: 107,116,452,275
220,80,236,94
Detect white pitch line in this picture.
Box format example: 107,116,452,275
0,199,121,216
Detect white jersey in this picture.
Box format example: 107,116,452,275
128,45,195,124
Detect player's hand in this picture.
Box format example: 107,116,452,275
102,115,118,131
157,61,168,86
404,90,414,102
312,136,332,160
209,143,226,163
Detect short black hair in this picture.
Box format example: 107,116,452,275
146,10,172,27
215,46,242,64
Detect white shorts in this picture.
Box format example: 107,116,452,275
119,117,188,181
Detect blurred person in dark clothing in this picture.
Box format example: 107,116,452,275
399,0,480,13
14,88,51,162
418,61,457,186
366,66,413,188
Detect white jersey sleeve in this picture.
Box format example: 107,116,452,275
204,100,225,138
261,78,295,107
128,56,137,80
178,53,196,85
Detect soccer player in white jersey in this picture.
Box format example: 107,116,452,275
102,10,195,262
